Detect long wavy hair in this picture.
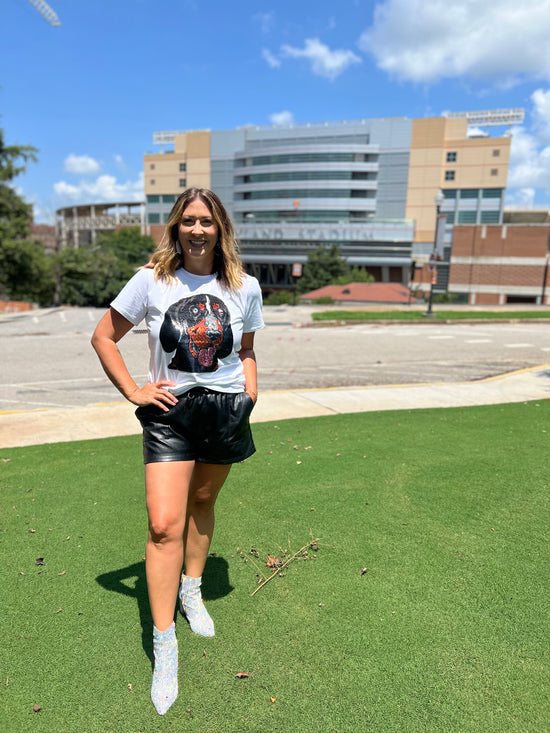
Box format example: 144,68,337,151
144,188,244,291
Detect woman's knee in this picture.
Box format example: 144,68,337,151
148,511,185,544
188,491,217,518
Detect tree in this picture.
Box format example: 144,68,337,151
95,227,155,269
296,245,348,294
0,128,55,304
58,228,155,307
0,128,38,243
333,266,375,285
0,239,55,305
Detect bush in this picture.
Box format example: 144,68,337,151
264,290,294,305
313,296,334,304
433,291,459,304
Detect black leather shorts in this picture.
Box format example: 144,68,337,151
135,387,256,465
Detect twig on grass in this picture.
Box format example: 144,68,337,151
251,539,319,597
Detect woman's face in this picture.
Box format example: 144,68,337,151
177,198,219,274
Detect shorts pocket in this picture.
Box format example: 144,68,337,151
135,399,179,424
240,392,255,415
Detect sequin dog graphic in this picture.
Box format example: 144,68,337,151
159,294,233,372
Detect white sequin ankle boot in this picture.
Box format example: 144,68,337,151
151,622,178,715
179,574,215,637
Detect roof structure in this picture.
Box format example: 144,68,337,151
300,282,416,304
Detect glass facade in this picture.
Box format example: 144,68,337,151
239,188,374,200
237,210,373,223
236,170,375,183
235,152,377,167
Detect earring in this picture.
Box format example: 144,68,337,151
175,240,183,255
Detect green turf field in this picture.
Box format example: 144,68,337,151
312,309,550,322
1,402,549,732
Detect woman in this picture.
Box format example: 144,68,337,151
91,188,263,715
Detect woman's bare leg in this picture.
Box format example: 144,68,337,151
145,460,194,631
184,462,232,578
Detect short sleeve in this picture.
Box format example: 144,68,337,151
242,276,264,333
110,269,150,325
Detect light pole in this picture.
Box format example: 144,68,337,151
425,189,445,317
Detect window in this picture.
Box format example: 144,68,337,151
492,149,500,157
179,178,186,187
480,211,500,224
445,212,455,224
150,163,155,170
445,171,455,181
460,189,479,199
443,189,457,199
458,211,477,224
482,188,502,198
179,162,186,172
150,179,155,185
446,152,457,162
490,169,499,176
162,195,176,204
148,213,160,224
147,195,160,203
240,188,357,200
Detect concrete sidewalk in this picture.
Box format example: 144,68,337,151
1,365,549,449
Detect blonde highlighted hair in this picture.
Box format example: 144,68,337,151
144,188,244,291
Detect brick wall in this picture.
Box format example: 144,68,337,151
449,224,550,304
0,300,33,312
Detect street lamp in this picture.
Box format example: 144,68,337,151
425,189,445,317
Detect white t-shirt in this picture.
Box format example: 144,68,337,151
111,268,264,395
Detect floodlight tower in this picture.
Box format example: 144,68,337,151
27,0,61,26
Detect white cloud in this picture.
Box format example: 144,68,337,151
532,88,550,143
505,187,536,208
254,12,275,34
281,38,361,81
359,0,550,85
508,128,550,191
64,154,101,175
53,172,144,205
262,48,281,69
506,89,550,203
31,200,55,225
269,110,294,125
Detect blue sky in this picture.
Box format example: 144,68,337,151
2,0,550,223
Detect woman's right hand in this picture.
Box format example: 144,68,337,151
128,381,178,411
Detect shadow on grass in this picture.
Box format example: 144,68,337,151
96,554,233,664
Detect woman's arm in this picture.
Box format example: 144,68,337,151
238,331,258,404
91,307,177,410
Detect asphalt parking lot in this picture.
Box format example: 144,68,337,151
1,305,549,411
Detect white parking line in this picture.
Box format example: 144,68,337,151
0,374,150,388
0,398,83,408
428,335,455,340
505,343,533,348
465,339,493,344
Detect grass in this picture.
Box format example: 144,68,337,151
312,309,550,322
1,403,549,733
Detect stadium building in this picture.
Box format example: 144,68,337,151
142,110,531,299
